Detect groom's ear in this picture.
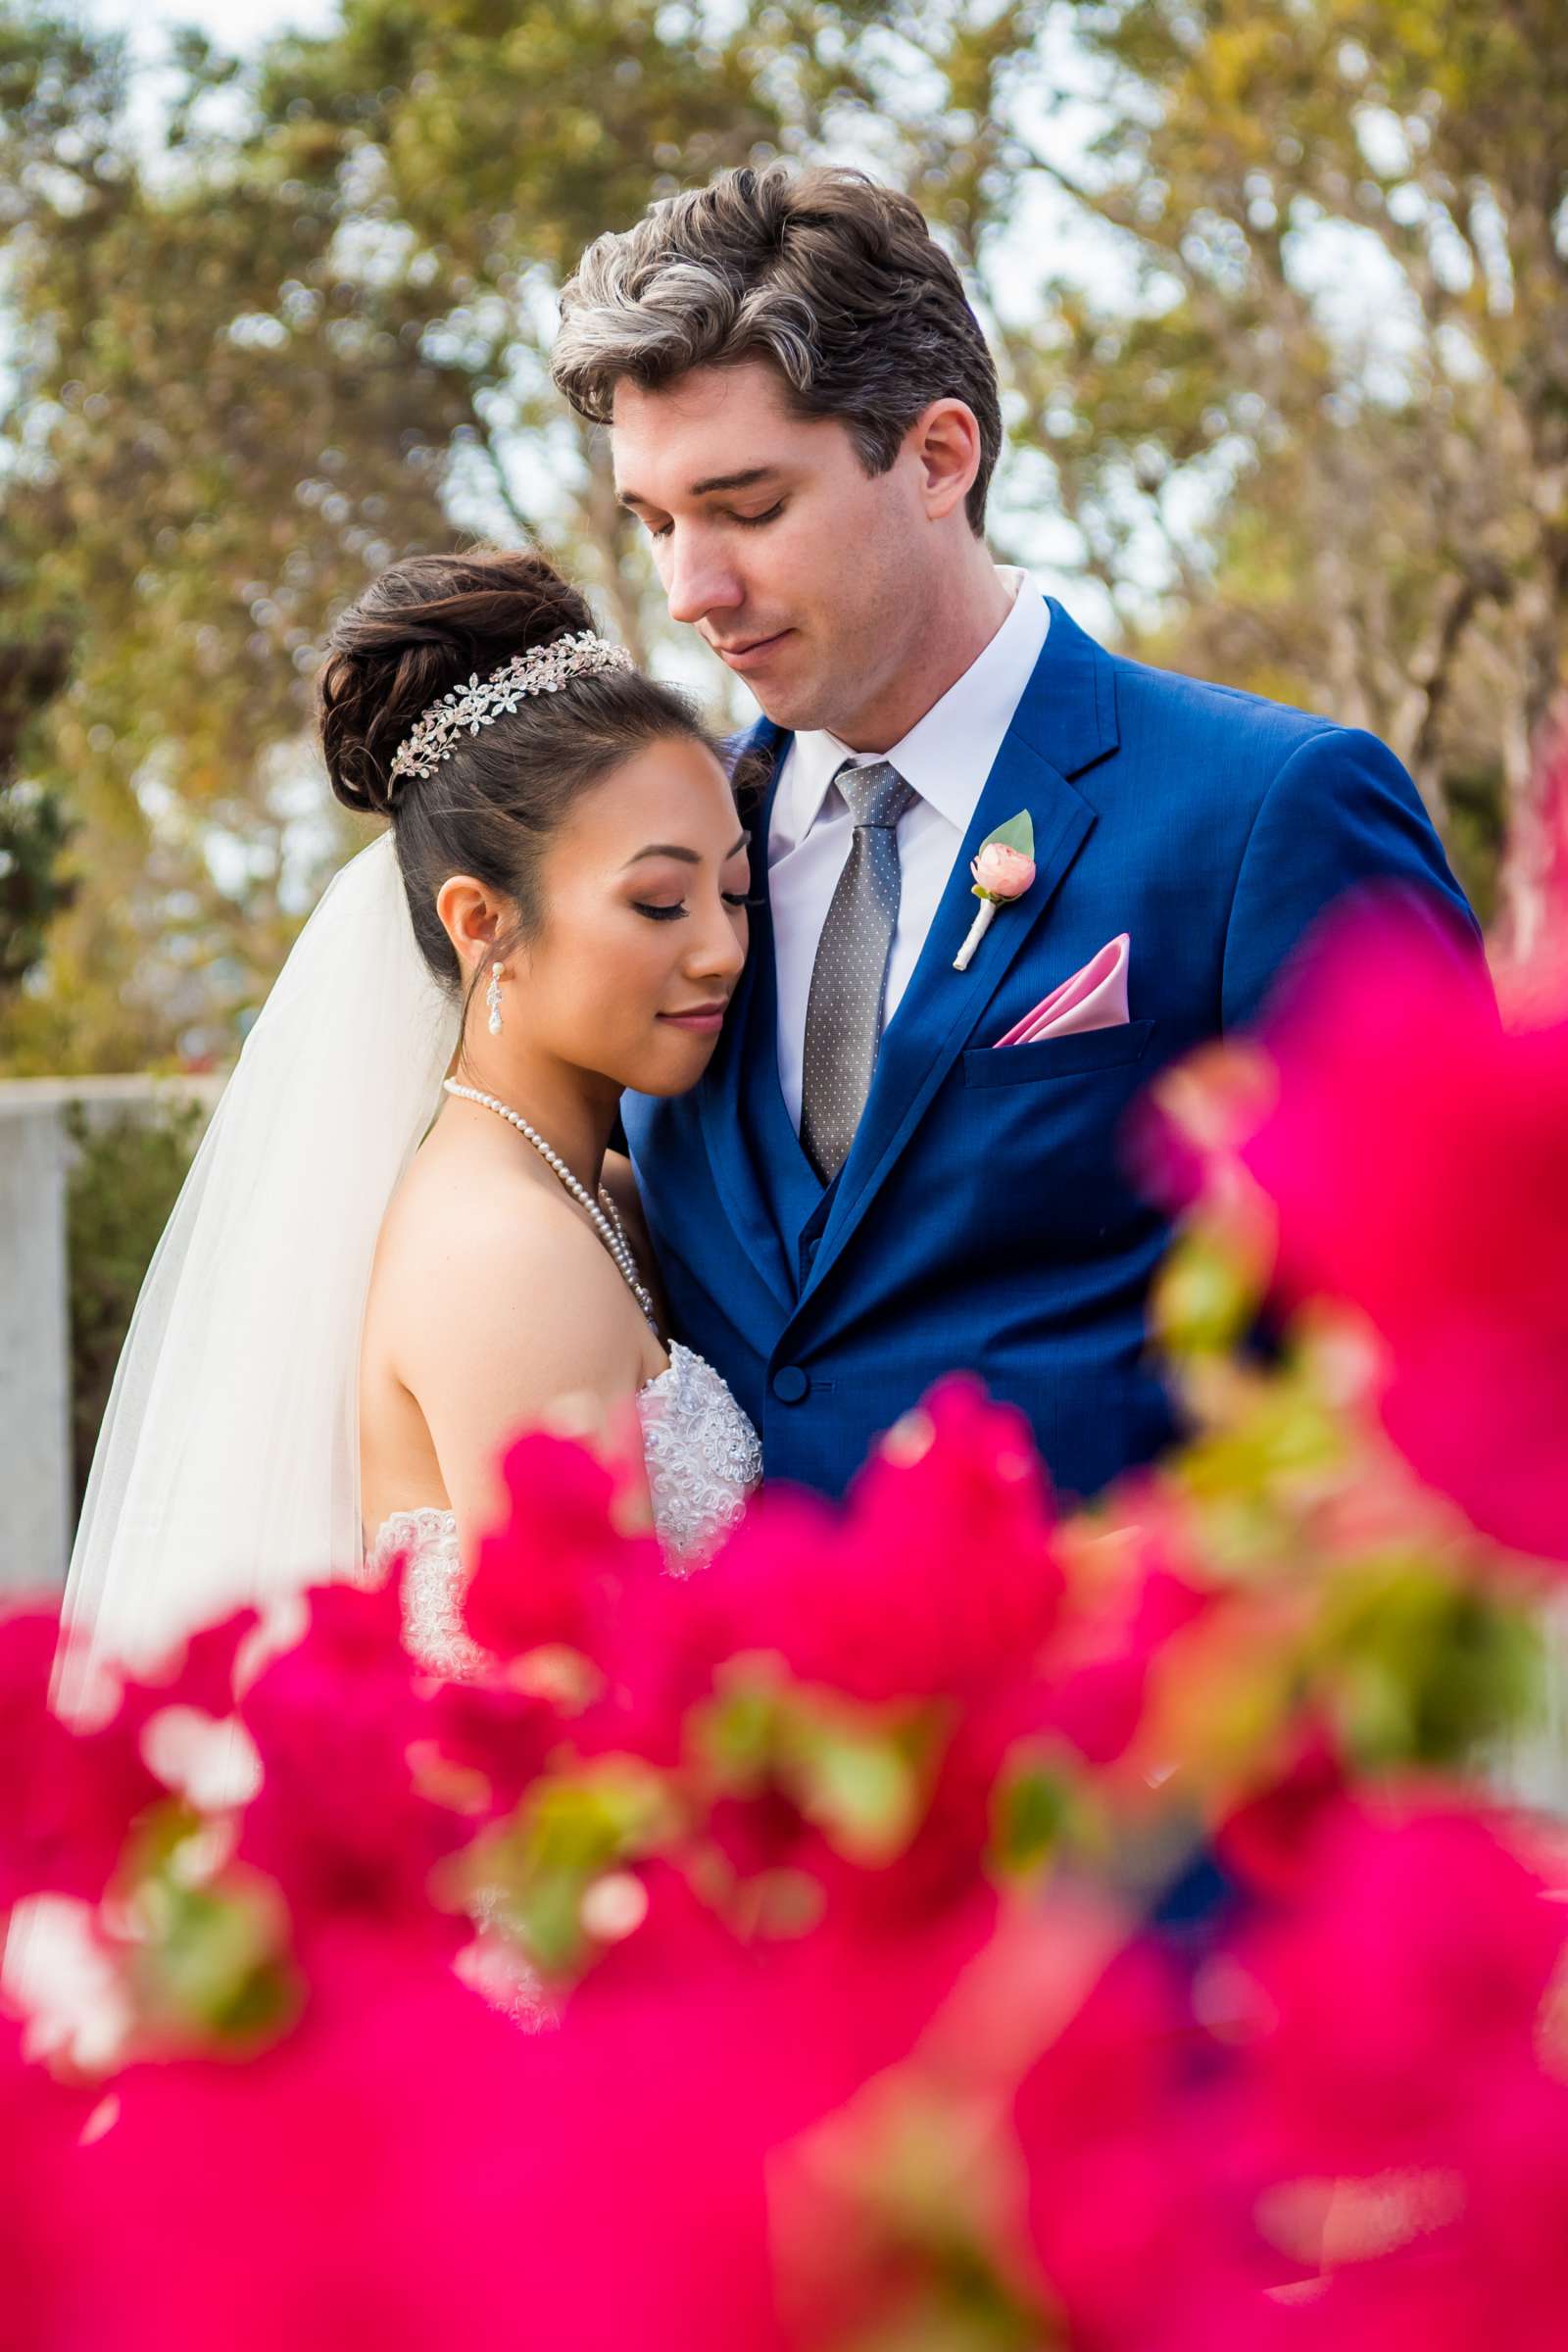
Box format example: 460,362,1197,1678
908,397,984,523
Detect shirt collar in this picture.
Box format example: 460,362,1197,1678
774,566,1051,847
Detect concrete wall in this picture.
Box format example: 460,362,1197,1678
0,1077,222,1592
0,1101,72,1592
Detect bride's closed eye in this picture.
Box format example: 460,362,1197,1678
633,894,751,923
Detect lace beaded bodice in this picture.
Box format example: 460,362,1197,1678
632,1341,761,1561
365,1342,760,1678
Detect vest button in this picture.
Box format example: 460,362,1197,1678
771,1365,809,1405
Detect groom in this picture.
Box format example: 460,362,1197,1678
551,164,1480,1504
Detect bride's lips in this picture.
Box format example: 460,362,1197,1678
711,628,794,673
659,1002,729,1034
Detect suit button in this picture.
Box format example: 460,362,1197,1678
771,1365,809,1404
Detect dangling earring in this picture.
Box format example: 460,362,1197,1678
485,961,504,1037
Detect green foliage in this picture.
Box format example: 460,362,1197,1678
0,624,75,998
0,780,74,996
1,0,1560,1068
65,1098,205,1502
998,0,1568,882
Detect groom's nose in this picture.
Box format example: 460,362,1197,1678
662,526,745,628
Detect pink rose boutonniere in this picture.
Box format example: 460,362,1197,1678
953,811,1037,971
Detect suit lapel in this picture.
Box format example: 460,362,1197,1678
694,717,798,1312
798,600,1120,1313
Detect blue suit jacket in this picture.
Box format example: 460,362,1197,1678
622,599,1479,1505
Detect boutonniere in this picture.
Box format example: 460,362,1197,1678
953,811,1037,971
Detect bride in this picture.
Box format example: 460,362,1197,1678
60,546,762,1701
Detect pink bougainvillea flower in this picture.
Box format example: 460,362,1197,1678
234,1576,465,1952
418,1672,564,1819
118,1604,262,1726
1211,1717,1349,1902
462,1425,662,1666
1159,891,1568,1565
1013,1934,1269,2347
1012,1802,1568,2351
696,1376,1062,1707
1041,1505,1217,1772
1226,1797,1566,2180
73,1945,785,2352
0,2009,98,2351
1194,1799,1568,2348
0,1608,163,1911
1229,2065,1568,2352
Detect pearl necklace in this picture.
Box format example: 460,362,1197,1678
441,1079,660,1333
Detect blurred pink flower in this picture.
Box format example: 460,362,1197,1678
697,1377,1062,1706
1205,1801,1568,2347
72,1945,785,2352
1211,1720,1348,1901
1228,1799,1565,2179
119,1604,262,1724
1043,1511,1216,1771
1161,894,1568,1564
0,1609,162,1911
0,2011,97,2352
419,1672,563,1819
1014,1936,1265,2347
235,1577,466,1952
463,1426,662,1664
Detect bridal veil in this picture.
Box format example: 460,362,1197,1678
56,831,459,1713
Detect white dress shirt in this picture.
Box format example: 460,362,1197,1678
767,565,1051,1129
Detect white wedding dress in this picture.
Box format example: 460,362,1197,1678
364,1341,761,1678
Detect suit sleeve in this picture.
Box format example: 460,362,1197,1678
1220,724,1486,1032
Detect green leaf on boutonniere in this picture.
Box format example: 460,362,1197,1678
982,809,1035,858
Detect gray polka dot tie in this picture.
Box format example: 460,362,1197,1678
799,759,918,1183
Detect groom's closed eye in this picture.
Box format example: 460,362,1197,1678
644,502,786,541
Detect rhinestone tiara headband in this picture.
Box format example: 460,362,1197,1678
388,631,635,788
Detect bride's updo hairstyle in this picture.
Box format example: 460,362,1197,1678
318,545,728,996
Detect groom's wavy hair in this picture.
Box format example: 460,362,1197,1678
318,546,736,1018
551,163,1003,536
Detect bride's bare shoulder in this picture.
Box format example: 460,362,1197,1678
365,1129,652,1539
368,1127,642,1382
376,1130,596,1289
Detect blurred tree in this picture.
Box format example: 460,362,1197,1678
966,0,1568,918
0,621,74,998
0,6,486,1068
0,0,794,1068
247,0,787,663
1,0,1561,1069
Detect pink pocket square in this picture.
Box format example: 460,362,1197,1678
994,933,1131,1047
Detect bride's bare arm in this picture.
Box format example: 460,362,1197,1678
386,1185,653,1546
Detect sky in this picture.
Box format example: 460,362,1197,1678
79,0,336,47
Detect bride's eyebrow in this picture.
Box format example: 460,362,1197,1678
622,830,751,869
624,844,701,867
